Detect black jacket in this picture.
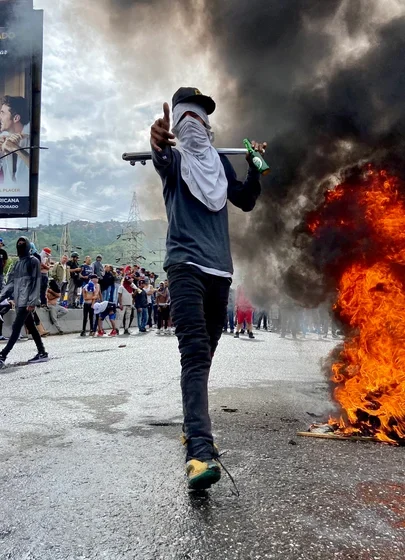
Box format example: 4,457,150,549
0,236,41,307
152,147,261,274
100,271,115,291
135,289,148,309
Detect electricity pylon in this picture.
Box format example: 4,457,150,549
116,191,144,266
60,223,72,258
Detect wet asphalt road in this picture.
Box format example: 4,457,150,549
0,330,403,560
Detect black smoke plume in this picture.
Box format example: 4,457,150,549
64,0,405,306
201,0,405,305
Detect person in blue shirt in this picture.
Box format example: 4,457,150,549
93,301,118,337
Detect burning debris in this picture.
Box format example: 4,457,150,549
299,167,405,445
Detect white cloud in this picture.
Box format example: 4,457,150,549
26,0,226,229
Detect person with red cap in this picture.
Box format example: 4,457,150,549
40,247,52,307
150,86,267,490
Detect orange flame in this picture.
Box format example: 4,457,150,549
309,167,405,444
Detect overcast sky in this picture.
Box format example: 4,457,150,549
5,0,229,229
8,0,404,234
4,0,238,230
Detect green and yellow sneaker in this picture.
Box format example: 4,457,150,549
186,458,221,490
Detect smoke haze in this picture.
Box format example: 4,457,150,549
200,0,405,303
37,0,405,302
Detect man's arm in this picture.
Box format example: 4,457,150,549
2,250,7,272
224,140,267,212
91,286,100,304
27,257,41,308
224,156,262,212
47,288,59,301
151,146,174,179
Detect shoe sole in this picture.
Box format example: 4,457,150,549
28,358,49,364
188,468,221,491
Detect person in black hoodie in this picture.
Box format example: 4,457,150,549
0,237,48,367
150,88,266,490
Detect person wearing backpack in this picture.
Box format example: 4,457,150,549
0,237,48,367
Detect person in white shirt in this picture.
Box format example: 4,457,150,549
118,276,139,335
0,96,30,194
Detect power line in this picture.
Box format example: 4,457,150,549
38,199,125,225
40,190,129,222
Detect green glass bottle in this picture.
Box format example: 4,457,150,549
243,138,270,176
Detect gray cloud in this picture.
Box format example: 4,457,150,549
26,0,221,229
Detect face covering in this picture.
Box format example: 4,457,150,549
17,240,28,258
172,103,228,212
174,116,211,153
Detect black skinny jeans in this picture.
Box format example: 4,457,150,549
1,307,45,359
168,263,231,461
147,303,153,328
40,274,48,306
82,303,95,332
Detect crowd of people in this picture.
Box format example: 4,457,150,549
224,287,340,340
26,246,172,337
0,243,339,341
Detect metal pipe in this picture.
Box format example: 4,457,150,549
122,148,247,166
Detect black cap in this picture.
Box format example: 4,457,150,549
172,87,216,115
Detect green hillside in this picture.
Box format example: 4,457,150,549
0,219,168,275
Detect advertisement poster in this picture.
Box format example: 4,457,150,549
0,0,42,218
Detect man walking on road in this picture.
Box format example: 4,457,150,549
150,87,266,490
0,237,48,367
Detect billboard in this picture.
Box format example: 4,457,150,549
0,0,43,218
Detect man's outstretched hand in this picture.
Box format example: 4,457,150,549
150,102,176,152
